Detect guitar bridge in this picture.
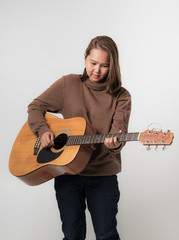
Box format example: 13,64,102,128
34,137,41,155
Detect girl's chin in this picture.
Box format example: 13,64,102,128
89,75,107,83
89,78,101,83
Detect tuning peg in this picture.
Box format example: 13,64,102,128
147,145,151,151
162,145,166,151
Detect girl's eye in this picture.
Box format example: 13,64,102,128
90,62,109,67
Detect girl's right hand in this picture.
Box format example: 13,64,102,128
40,131,54,148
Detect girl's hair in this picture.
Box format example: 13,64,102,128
81,36,122,95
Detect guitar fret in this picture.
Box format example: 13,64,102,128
131,133,134,140
71,136,75,145
82,135,86,144
83,135,87,144
68,136,73,145
79,136,83,144
118,133,124,141
134,132,139,140
102,135,106,142
74,136,78,145
91,134,95,144
72,136,76,145
124,133,130,141
97,135,102,143
97,134,104,143
77,136,82,145
85,135,89,144
94,135,99,143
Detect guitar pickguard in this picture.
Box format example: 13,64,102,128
37,148,64,164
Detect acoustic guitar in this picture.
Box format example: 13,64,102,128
9,113,174,186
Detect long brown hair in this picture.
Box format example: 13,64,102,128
81,36,122,95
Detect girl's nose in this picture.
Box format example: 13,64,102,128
95,65,100,73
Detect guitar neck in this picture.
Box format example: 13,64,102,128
67,132,140,146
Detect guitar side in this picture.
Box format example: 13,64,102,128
9,114,95,186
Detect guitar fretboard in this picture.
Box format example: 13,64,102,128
66,132,140,146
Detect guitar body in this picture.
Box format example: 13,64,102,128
9,114,96,186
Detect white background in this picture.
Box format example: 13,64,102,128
0,0,178,239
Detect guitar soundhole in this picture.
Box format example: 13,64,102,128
54,133,68,150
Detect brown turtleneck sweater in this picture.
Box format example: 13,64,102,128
28,74,131,176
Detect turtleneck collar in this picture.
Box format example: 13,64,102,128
84,78,107,91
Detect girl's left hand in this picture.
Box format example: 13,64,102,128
104,130,122,149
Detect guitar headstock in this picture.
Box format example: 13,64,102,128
139,130,174,147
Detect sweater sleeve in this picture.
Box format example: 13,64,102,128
109,87,132,153
27,76,65,137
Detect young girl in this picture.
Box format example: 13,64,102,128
28,36,131,240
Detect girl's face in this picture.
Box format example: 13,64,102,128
85,48,110,83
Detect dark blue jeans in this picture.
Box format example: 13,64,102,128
54,175,120,240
